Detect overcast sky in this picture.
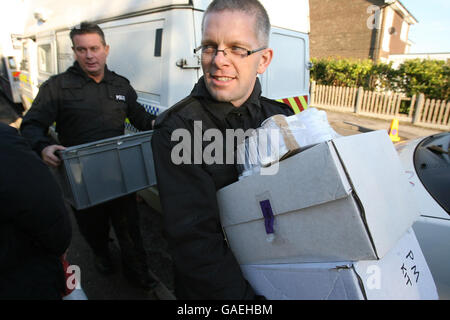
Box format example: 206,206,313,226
401,0,450,53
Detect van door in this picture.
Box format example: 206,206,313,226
260,28,310,113
99,8,201,120
99,15,165,118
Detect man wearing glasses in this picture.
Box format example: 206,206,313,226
152,0,294,299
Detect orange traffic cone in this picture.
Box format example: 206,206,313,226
388,119,401,142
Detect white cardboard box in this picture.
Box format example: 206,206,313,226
240,228,438,300
217,130,419,264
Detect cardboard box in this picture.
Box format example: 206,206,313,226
217,130,419,264
240,228,439,300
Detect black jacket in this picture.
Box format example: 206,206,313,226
151,77,294,299
0,123,71,299
21,62,155,154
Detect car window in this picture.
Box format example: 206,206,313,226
414,132,450,214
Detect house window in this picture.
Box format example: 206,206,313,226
400,21,408,42
382,8,394,51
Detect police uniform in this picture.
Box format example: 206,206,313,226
151,77,294,299
21,61,157,289
0,123,71,299
21,61,154,151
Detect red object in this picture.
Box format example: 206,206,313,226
60,254,76,297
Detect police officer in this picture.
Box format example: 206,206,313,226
21,22,157,290
151,0,294,299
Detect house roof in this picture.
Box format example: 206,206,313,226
386,0,418,24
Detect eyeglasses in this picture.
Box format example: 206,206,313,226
194,45,267,61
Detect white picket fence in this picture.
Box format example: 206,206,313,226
310,81,450,131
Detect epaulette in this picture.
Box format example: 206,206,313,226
109,71,131,85
260,96,293,111
154,95,198,128
59,71,85,88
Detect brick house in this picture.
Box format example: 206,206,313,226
310,0,418,61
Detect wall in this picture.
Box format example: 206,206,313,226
310,0,384,60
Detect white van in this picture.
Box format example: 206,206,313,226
17,0,310,121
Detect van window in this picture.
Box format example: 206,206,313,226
154,28,163,57
8,57,17,70
21,45,29,71
38,43,53,73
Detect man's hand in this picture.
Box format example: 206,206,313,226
41,144,66,167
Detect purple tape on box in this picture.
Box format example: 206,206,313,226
259,199,275,234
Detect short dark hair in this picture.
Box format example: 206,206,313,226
202,0,271,46
0,101,19,125
70,22,106,46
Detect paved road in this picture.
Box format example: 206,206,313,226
64,196,175,300
320,107,444,140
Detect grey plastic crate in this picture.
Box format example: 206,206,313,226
57,130,156,210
